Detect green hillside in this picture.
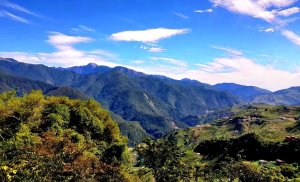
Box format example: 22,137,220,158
0,91,146,181
135,104,300,181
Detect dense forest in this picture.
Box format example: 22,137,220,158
1,91,300,181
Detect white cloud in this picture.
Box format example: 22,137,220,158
210,0,298,22
256,0,297,8
0,10,29,24
277,7,300,17
151,57,188,67
47,32,93,46
211,0,278,22
110,28,190,43
173,12,189,19
194,9,214,13
281,29,300,47
0,32,118,67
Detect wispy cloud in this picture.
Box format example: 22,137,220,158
194,9,214,13
151,57,188,67
211,45,243,56
0,0,41,24
1,0,37,16
71,25,95,33
110,28,190,43
173,12,189,19
0,10,29,24
281,29,300,47
140,45,166,53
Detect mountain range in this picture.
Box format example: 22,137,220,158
0,58,299,139
214,83,272,101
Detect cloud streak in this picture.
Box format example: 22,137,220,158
151,57,188,67
0,0,41,24
277,7,300,17
0,10,29,24
173,12,189,19
71,25,95,33
1,0,37,16
281,30,300,47
211,45,243,56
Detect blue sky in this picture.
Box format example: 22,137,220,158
0,0,300,90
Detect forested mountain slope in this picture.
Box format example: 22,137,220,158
0,58,241,137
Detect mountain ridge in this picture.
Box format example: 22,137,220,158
0,58,241,137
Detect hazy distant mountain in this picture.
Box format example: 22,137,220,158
0,69,89,100
252,87,300,105
0,58,241,137
214,83,271,101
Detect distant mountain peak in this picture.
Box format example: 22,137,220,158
65,63,111,75
87,63,98,68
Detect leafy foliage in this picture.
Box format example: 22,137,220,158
135,131,201,182
0,91,142,181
